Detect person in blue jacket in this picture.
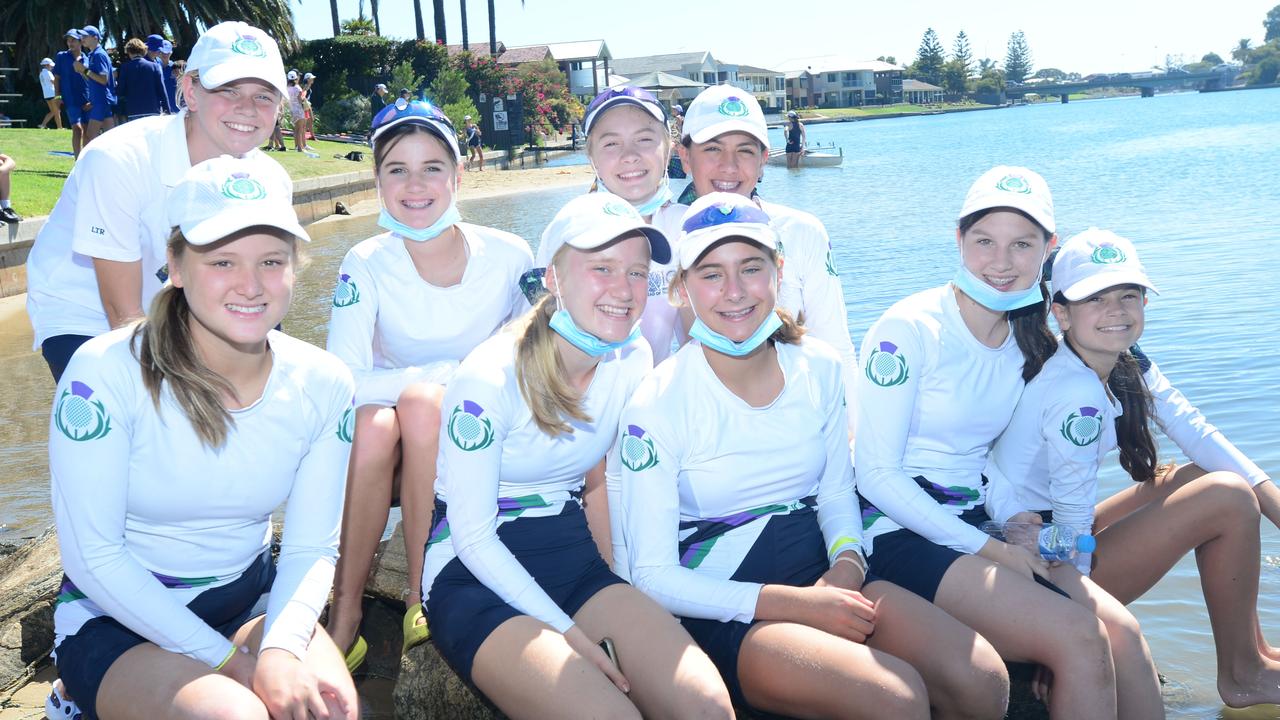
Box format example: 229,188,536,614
116,38,171,121
75,26,116,144
53,29,89,156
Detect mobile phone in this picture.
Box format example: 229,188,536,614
598,637,620,670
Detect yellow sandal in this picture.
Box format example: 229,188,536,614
344,635,367,673
402,604,431,654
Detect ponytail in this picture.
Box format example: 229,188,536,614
1106,347,1158,483
770,307,805,346
1010,280,1057,381
130,231,237,449
512,295,592,436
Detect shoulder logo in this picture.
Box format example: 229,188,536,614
1090,243,1126,264
230,35,267,58
995,174,1032,194
717,96,749,117
221,172,267,201
333,273,360,308
824,245,839,277
1060,406,1103,446
336,402,355,443
448,400,495,451
620,424,658,472
55,381,112,442
865,341,909,387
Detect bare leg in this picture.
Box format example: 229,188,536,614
862,579,1009,719
1253,479,1280,533
72,120,84,156
326,405,401,651
573,584,733,719
230,616,359,718
95,644,270,720
394,382,444,610
1046,565,1163,719
471,616,640,720
934,555,1118,719
1091,468,1280,708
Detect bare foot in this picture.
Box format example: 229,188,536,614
1218,659,1280,708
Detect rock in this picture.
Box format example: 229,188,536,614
365,522,407,604
0,527,60,694
393,640,503,720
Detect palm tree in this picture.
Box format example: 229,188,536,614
1231,38,1252,63
412,0,425,40
460,0,469,50
432,0,447,44
329,0,341,36
487,0,523,57
370,0,381,35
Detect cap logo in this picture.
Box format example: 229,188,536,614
55,381,113,442
448,400,495,451
332,273,361,308
603,200,639,218
717,97,749,117
995,174,1032,194
865,341,909,387
1060,406,1103,446
231,34,267,58
221,173,267,201
1090,243,1126,265
620,425,659,472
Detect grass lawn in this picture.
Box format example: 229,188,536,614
0,128,372,218
799,102,987,119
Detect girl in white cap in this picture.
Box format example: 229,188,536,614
323,99,533,670
675,85,859,431
987,228,1280,709
39,58,64,130
620,192,1009,720
420,193,732,719
47,155,356,720
543,86,685,364
26,21,291,383
856,166,1128,718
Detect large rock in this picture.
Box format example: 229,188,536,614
0,527,60,694
366,522,408,604
393,640,503,720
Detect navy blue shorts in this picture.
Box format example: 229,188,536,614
86,102,112,122
65,101,84,125
54,551,275,720
42,334,94,383
425,500,625,683
679,510,882,712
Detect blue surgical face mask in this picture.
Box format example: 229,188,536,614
377,202,461,243
951,246,1047,312
632,182,673,217
545,268,640,356
688,302,783,357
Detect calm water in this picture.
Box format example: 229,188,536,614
3,88,1278,717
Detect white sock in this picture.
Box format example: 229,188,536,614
0,199,10,209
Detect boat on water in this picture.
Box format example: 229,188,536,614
767,143,843,167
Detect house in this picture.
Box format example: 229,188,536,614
542,40,613,100
777,56,904,107
612,52,727,87
902,79,944,104
733,64,786,113
444,41,553,67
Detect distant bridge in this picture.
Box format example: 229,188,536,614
1005,72,1228,102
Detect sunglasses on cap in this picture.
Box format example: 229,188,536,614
369,98,456,144
586,86,662,116
682,202,772,234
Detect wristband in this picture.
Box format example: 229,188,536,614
832,554,866,576
214,645,238,670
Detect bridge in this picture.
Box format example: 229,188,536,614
1005,72,1230,102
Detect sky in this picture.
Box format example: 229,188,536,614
287,0,1275,75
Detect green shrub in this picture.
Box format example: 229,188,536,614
316,94,372,134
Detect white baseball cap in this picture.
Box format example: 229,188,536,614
1051,228,1158,301
41,57,54,67
167,155,308,246
682,85,769,149
958,165,1056,234
677,192,777,269
286,70,299,81
188,22,288,98
539,194,671,266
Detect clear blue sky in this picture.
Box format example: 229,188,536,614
288,0,1275,75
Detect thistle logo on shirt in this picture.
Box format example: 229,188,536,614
620,424,658,472
336,402,355,443
231,35,267,58
54,381,112,442
1090,243,1126,265
221,172,267,201
995,174,1032,194
1060,406,1103,446
448,400,495,451
865,341,909,387
332,273,360,308
717,97,749,117
824,246,839,277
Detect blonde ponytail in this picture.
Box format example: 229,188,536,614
511,294,593,436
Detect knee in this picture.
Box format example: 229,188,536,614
203,688,270,720
1059,610,1114,673
1199,472,1260,520
350,406,400,468
944,637,1010,720
1097,605,1147,658
676,677,734,720
865,657,930,720
398,383,445,435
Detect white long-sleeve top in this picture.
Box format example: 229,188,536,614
619,337,861,624
423,332,652,633
50,328,353,666
855,285,1025,555
326,224,532,408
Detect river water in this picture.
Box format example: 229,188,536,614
2,88,1277,717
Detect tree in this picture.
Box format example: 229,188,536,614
460,0,469,50
433,0,447,44
1254,56,1280,84
1232,38,1252,62
390,60,426,97
1267,4,1280,42
413,0,426,40
1202,51,1223,64
1033,68,1066,80
429,66,469,105
952,31,973,77
978,58,998,74
941,58,968,95
876,55,898,65
1005,31,1033,83
912,28,945,85
371,0,381,35
341,16,377,36
329,0,341,37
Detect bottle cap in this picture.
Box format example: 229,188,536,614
1076,534,1097,553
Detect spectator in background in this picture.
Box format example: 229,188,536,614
75,26,116,145
117,38,170,121
0,154,19,224
144,34,165,63
370,83,389,115
398,87,411,101
54,29,89,155
464,115,483,171
158,41,179,111
301,72,317,147
40,58,64,130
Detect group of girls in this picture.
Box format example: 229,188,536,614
33,19,1278,717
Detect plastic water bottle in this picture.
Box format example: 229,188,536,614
979,521,1096,562
303,150,320,159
